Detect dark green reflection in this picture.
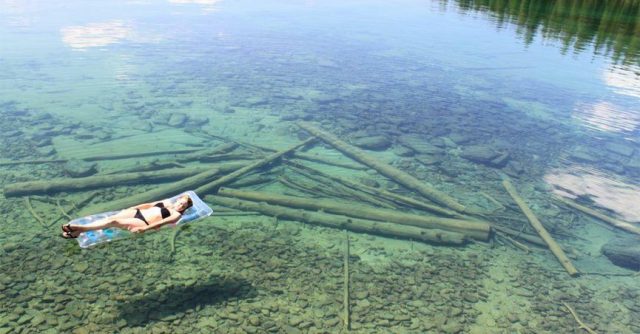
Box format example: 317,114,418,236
449,0,640,65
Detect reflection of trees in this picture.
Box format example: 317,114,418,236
449,0,640,65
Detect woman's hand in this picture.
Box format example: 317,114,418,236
131,226,147,234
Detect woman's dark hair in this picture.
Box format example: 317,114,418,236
178,195,193,214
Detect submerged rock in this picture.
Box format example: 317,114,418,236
398,135,443,155
393,145,415,157
280,114,299,121
605,141,635,157
36,146,56,156
359,177,380,188
460,145,499,162
352,135,391,151
416,155,443,166
222,106,236,113
569,147,599,163
460,145,509,168
168,113,188,127
312,95,341,105
602,237,640,271
63,159,97,178
448,133,472,145
185,115,209,127
625,156,640,173
150,112,171,124
504,160,525,176
245,97,269,107
74,129,95,140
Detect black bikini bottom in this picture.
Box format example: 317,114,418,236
134,209,149,225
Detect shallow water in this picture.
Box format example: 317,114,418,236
1,0,640,333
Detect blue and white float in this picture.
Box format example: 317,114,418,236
70,191,212,248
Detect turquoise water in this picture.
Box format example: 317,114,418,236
1,0,640,333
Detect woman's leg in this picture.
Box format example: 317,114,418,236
110,218,148,232
67,209,138,232
62,218,148,238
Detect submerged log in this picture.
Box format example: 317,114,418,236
281,174,356,200
0,148,203,167
292,153,367,170
279,176,326,197
78,139,314,215
198,153,254,163
493,226,546,247
206,195,467,245
177,142,239,163
296,122,468,214
4,167,212,197
228,173,276,188
25,197,48,228
555,196,640,236
78,163,243,216
343,230,351,331
286,160,461,218
217,188,491,240
289,165,397,209
105,161,187,174
201,130,273,154
502,178,579,277
194,137,316,195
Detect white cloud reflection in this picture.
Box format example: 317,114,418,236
544,166,640,222
1,0,36,28
604,65,640,99
169,0,222,13
60,21,132,49
572,65,640,134
572,101,639,133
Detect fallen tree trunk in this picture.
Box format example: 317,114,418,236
206,195,467,245
502,178,579,277
201,130,273,154
296,122,468,214
292,153,367,170
177,142,239,163
286,160,461,218
78,139,314,215
4,167,212,197
0,148,203,167
555,196,640,236
198,153,254,163
493,226,546,247
194,138,316,195
228,173,277,188
343,230,351,331
77,163,243,216
217,187,491,240
280,174,360,201
289,165,397,209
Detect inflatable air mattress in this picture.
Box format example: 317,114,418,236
71,191,212,248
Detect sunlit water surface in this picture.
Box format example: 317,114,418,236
1,0,639,333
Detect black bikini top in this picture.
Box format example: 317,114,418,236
154,202,171,219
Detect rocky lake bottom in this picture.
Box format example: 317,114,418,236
1,89,640,334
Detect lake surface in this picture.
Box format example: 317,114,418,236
1,0,639,333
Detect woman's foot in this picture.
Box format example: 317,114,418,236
61,224,81,238
62,223,76,233
61,231,79,239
